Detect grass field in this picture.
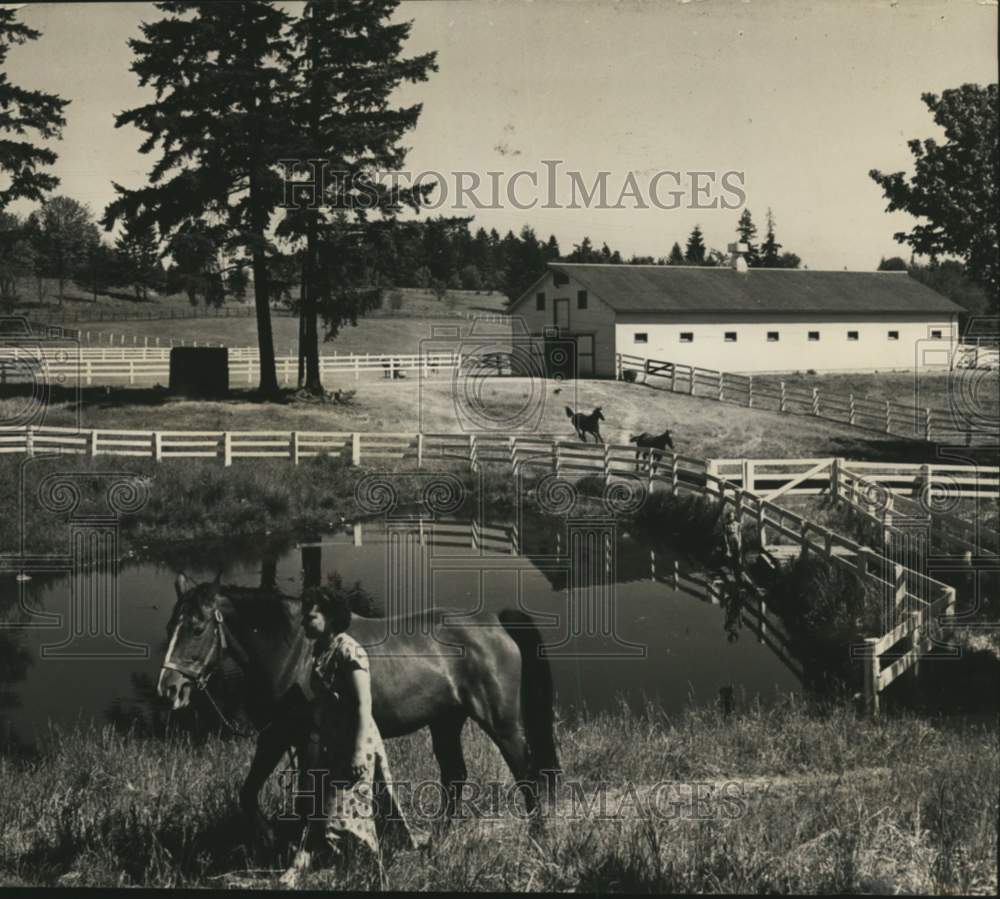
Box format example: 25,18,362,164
0,699,995,891
5,376,968,464
755,370,999,426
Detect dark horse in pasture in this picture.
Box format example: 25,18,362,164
565,405,605,443
630,428,674,473
157,574,560,852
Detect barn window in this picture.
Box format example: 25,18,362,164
724,332,737,342
767,331,779,342
553,272,569,287
634,333,648,344
808,331,820,341
536,292,545,311
680,332,693,343
930,329,943,339
888,330,899,341
847,331,859,341
577,290,588,310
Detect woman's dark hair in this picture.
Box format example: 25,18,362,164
301,585,352,634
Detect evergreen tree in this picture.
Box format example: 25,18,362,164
115,214,161,301
0,8,70,210
281,1,437,393
759,208,782,268
103,1,294,396
736,209,760,267
667,242,685,265
878,256,908,271
684,225,706,264
544,234,561,262
74,238,119,303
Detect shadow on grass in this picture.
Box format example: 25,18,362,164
0,383,309,413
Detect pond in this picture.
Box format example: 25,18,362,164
0,511,802,749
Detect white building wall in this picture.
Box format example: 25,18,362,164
615,313,958,373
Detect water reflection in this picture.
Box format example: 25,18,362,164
1,512,807,749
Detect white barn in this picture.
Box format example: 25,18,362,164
507,260,962,376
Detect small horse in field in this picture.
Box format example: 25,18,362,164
157,573,560,853
566,406,605,443
630,427,674,473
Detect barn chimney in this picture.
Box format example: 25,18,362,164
728,242,749,273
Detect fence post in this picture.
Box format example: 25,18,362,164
910,610,922,679
864,637,880,717
849,394,855,426
153,431,162,462
291,431,300,465
90,429,98,457
469,434,477,472
416,433,423,469
688,367,695,396
604,444,610,479
717,370,724,402
742,459,753,493
643,359,650,385
811,387,820,416
552,442,560,475
616,354,622,380
352,433,361,466
223,432,232,467
25,425,34,457
757,504,767,548
671,455,679,492
354,357,360,381
884,400,891,434
129,360,135,386
924,408,932,441
747,375,754,408
670,364,677,392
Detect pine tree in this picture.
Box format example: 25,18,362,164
667,242,685,265
115,214,161,301
103,1,294,396
684,225,706,265
759,208,782,268
736,209,760,267
282,0,437,393
0,8,70,210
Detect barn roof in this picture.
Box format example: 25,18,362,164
535,263,962,316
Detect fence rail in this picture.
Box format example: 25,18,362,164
0,424,958,712
0,351,462,386
616,352,998,446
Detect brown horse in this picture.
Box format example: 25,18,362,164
157,574,560,851
566,405,605,443
630,428,674,474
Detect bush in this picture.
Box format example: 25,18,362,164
623,369,638,383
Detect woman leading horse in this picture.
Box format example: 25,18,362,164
157,573,560,853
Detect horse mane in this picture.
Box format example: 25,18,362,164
218,584,301,632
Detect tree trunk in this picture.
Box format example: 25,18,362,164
302,224,322,394
297,272,306,389
251,239,279,396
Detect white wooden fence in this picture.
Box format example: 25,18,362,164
617,352,998,446
0,424,958,712
0,351,461,386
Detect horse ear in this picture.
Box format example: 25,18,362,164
175,572,189,600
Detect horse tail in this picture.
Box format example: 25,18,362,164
564,405,574,419
498,609,561,788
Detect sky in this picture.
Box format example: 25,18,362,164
4,0,998,271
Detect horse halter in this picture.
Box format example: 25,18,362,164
161,606,229,691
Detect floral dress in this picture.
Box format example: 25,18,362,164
306,632,416,860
